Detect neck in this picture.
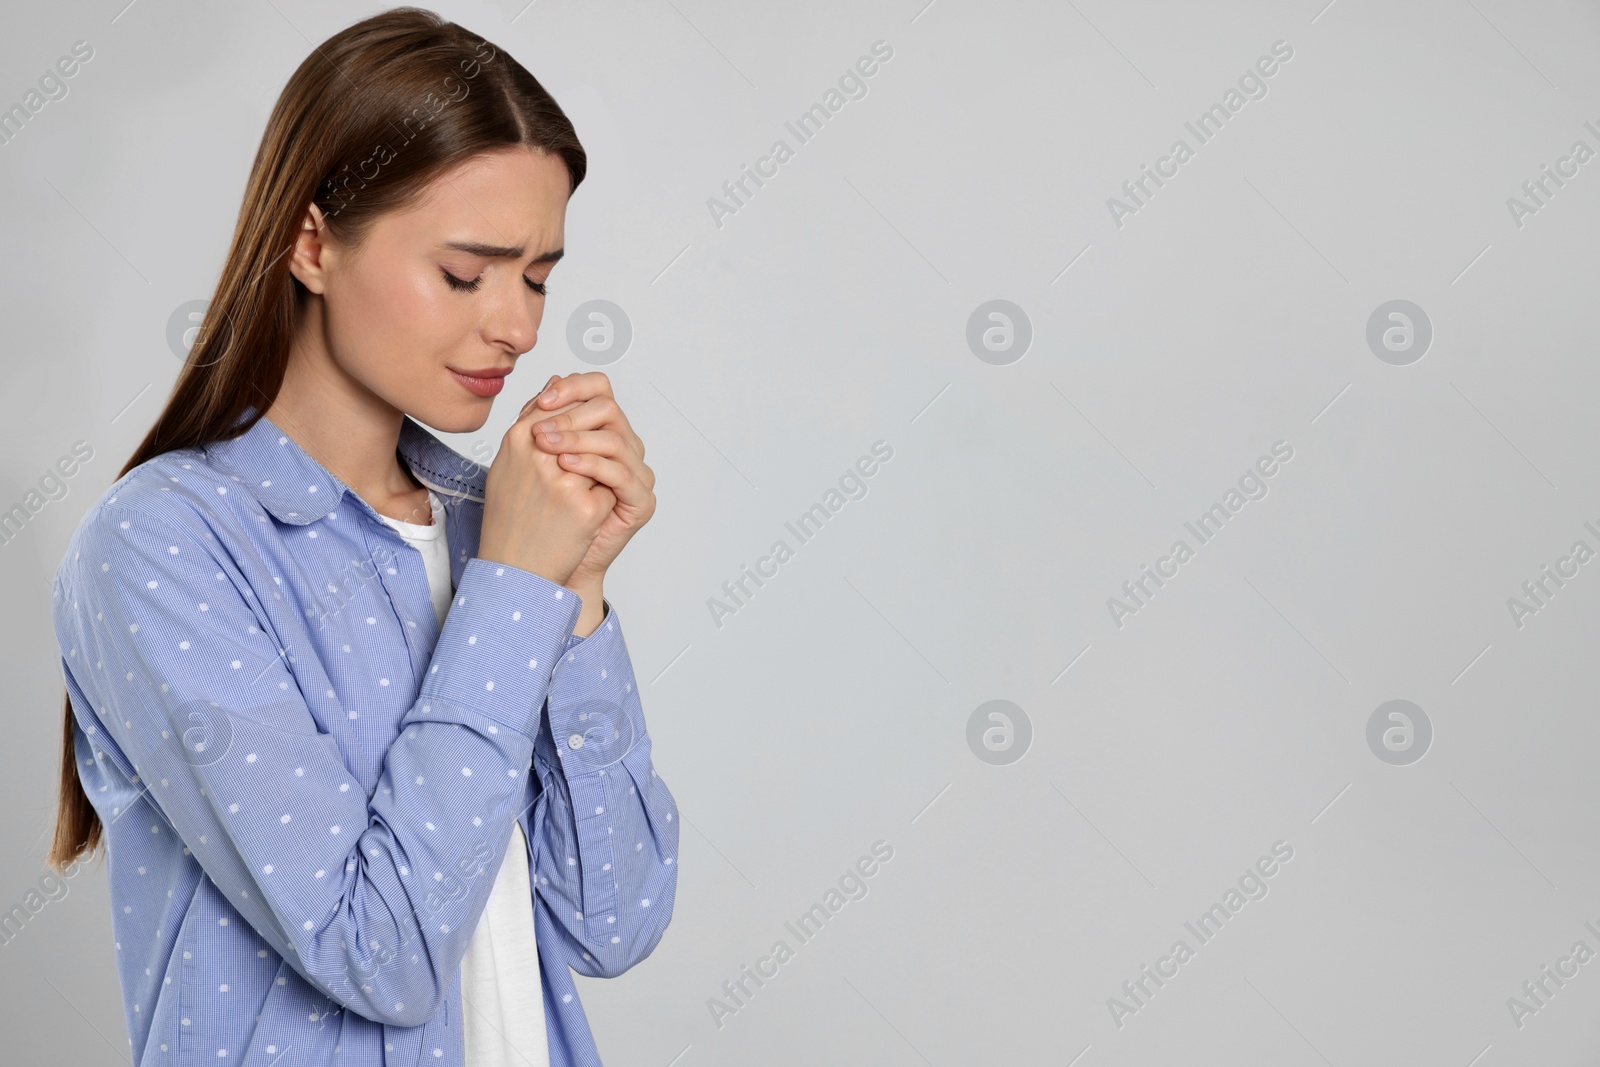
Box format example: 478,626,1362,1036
267,314,420,504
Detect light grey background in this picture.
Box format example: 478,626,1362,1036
3,0,1598,1063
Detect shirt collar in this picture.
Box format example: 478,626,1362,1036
204,404,487,526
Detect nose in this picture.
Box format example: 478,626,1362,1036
481,277,540,354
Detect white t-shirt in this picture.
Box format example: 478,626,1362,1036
376,487,550,1067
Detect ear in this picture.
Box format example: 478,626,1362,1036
286,202,334,294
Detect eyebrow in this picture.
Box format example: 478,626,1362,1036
439,240,564,265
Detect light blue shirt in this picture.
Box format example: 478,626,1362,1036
50,404,679,1066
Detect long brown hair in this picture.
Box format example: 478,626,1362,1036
48,5,586,872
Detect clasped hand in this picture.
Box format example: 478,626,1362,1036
517,371,655,590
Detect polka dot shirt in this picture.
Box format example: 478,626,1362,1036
49,405,679,1066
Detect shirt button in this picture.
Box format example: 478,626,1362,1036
567,734,584,750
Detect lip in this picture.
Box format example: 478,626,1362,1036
448,367,510,397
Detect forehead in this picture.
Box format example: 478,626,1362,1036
386,146,570,247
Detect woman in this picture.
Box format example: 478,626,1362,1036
46,8,677,1066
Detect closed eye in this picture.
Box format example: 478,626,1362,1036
441,269,548,296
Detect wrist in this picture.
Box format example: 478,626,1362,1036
564,564,604,599
565,576,605,637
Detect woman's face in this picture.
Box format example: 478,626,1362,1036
290,145,570,433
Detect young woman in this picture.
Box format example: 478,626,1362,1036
47,8,677,1066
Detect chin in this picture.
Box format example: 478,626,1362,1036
406,397,494,436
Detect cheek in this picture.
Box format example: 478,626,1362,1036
327,263,466,387
382,265,455,335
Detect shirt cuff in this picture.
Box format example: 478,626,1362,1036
564,598,610,649
418,557,582,738
544,600,642,777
